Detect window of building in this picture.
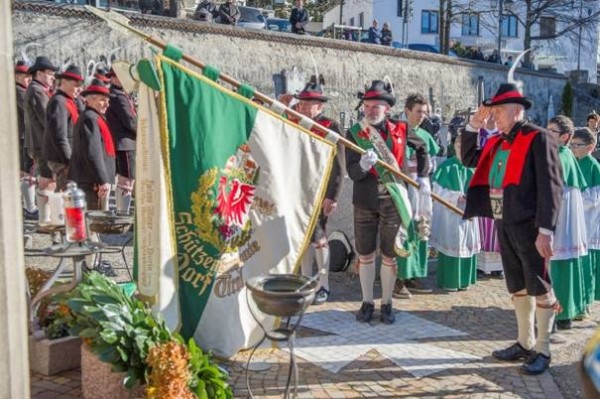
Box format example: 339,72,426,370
500,14,518,37
397,0,402,17
421,10,438,34
350,17,354,26
461,13,479,36
539,16,556,38
359,12,364,28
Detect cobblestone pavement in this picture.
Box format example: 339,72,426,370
27,226,598,398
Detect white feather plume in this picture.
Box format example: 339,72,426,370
507,49,531,93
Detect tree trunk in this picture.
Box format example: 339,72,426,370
439,0,446,54
523,0,533,68
443,0,452,54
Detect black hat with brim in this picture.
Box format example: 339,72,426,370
15,60,30,75
358,80,396,107
56,65,84,82
294,76,328,102
483,83,533,110
28,56,58,74
81,79,110,97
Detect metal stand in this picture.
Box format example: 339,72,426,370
245,290,309,399
29,241,99,339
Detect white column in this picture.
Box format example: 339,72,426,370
0,0,31,396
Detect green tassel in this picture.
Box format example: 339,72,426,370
202,65,220,81
163,44,184,61
238,84,255,99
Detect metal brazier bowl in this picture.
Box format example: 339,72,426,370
246,274,318,318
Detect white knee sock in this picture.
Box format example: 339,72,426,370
300,247,314,277
116,187,132,213
36,189,51,224
380,263,396,304
535,306,555,357
514,295,536,350
359,261,376,304
315,246,330,291
21,179,37,212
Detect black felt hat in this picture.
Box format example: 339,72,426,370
358,80,395,107
294,75,328,102
81,79,110,97
483,83,532,110
15,60,30,74
28,56,58,74
56,65,84,82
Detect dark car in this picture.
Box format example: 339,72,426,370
408,43,458,57
266,18,291,32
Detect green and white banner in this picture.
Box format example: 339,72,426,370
136,56,336,357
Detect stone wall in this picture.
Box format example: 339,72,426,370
13,1,566,127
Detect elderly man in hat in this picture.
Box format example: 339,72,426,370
68,79,115,212
347,80,429,324
43,65,84,192
461,83,562,375
290,75,344,305
15,61,37,219
24,56,57,223
106,68,137,214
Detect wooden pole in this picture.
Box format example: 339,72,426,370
88,7,464,216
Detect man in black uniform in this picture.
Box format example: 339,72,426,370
24,56,57,223
461,83,563,375
292,76,344,304
68,79,115,211
347,80,430,324
15,61,36,218
289,0,309,34
106,69,137,214
43,65,84,191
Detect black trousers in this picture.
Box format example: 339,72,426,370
496,219,552,296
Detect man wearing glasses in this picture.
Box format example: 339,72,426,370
460,82,562,375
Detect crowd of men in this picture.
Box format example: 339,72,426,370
16,56,137,241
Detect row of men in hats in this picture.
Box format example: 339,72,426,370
15,55,137,223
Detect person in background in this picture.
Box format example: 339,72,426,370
15,60,37,219
289,0,308,34
218,0,240,25
368,19,381,45
381,22,393,46
106,68,137,214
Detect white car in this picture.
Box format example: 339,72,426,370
236,6,266,30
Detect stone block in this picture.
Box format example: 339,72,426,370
29,335,82,376
81,344,145,399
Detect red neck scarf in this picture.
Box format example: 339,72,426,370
58,92,79,124
95,114,116,157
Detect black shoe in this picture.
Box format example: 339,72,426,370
380,302,395,324
519,352,551,375
313,287,330,305
23,209,39,220
356,302,374,323
404,278,433,293
490,271,505,279
556,319,572,330
492,342,533,361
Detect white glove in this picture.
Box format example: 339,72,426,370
359,149,378,172
416,177,431,195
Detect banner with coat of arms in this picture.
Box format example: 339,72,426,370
135,55,336,357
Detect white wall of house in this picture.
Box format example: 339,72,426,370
322,0,373,29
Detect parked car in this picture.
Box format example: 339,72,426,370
407,43,458,57
237,6,266,30
266,18,291,33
